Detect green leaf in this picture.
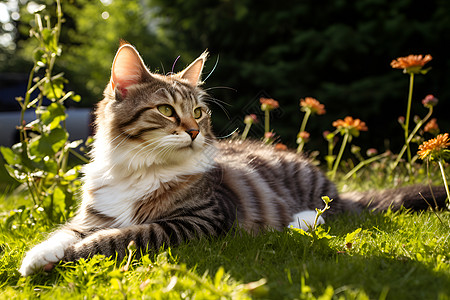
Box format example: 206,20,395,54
0,146,20,166
325,132,335,141
420,67,432,75
345,228,362,244
214,266,225,288
4,164,27,182
42,78,65,100
110,278,122,290
33,48,46,64
71,94,81,102
61,166,81,182
40,102,67,131
29,128,68,158
321,196,333,205
53,185,67,214
41,28,58,53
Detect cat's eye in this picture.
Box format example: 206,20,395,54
193,107,202,119
157,105,174,117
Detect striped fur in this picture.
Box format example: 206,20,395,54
19,44,448,276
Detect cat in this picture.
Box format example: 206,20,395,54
19,43,448,276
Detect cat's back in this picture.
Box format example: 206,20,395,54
210,140,340,231
215,139,319,177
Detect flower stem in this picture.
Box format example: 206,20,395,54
297,141,305,153
438,158,450,209
330,131,349,180
343,152,389,180
404,73,415,166
241,123,252,140
299,109,311,135
264,109,270,133
296,109,311,153
392,106,433,171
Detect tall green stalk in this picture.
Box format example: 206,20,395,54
438,158,450,209
296,109,311,153
391,106,433,171
330,131,349,180
264,109,270,134
404,73,415,166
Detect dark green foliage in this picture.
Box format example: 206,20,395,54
147,0,450,152
3,0,450,154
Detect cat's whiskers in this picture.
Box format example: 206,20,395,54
203,54,219,82
202,95,231,118
108,129,134,156
147,137,182,162
126,139,164,170
203,86,237,92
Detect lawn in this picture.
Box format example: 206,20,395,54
1,193,449,299
1,2,449,299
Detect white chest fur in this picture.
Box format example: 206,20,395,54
82,144,215,227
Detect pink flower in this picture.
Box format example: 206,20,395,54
422,94,438,108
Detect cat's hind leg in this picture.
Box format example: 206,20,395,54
288,210,324,231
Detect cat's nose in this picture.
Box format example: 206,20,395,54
186,129,199,140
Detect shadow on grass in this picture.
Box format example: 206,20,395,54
169,211,450,299
6,211,450,299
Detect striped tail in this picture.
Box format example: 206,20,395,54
339,185,449,212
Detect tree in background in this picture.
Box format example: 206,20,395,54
2,0,450,153
150,0,450,151
4,0,178,104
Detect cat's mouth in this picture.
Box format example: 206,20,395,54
179,140,201,151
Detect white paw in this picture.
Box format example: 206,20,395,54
19,231,77,276
288,210,325,231
19,241,65,276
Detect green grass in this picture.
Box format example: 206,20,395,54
1,193,449,299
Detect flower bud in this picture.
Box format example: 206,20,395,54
351,145,361,154
244,114,258,125
297,131,310,144
422,94,438,108
424,118,439,135
366,148,378,157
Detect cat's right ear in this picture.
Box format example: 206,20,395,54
110,43,150,100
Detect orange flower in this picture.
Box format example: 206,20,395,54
418,133,450,160
332,116,368,131
333,116,368,138
424,118,439,135
274,143,288,150
298,131,310,140
300,97,326,115
260,97,279,111
390,54,432,74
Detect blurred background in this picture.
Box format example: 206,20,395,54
1,0,449,153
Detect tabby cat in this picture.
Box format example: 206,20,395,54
19,43,447,276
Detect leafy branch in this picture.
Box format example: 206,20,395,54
0,0,85,225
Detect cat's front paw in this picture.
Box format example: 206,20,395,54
19,240,67,276
19,230,79,276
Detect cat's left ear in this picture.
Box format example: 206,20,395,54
178,51,208,86
110,43,151,99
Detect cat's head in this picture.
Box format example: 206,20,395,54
95,43,215,168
